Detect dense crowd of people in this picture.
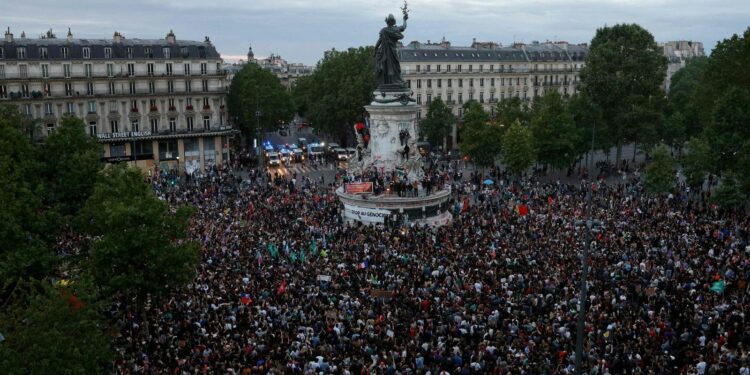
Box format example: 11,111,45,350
109,162,750,374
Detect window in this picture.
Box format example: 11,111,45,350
185,80,192,92
186,98,192,106
39,47,48,59
85,64,92,77
184,64,191,76
490,92,495,102
17,47,27,59
490,65,494,72
109,82,116,95
168,98,175,108
202,97,209,108
447,93,452,103
64,83,73,96
104,47,112,59
458,93,463,104
82,47,90,59
166,63,172,76
447,79,452,88
144,47,153,58
0,47,4,59
110,120,119,133
416,79,421,89
426,65,431,72
153,118,162,133
86,82,94,95
469,79,474,88
202,79,208,92
43,83,51,96
89,121,97,136
171,117,179,132
491,78,495,87
480,92,484,103
21,84,29,97
416,65,420,73
41,64,49,78
47,124,55,135
426,94,431,103
63,64,71,78
65,102,75,114
23,104,32,115
163,47,171,59
0,84,5,98
0,65,4,79
60,47,70,59
126,47,133,59
167,81,174,93
203,115,210,130
127,63,135,76
19,65,28,78
129,82,136,94
181,47,189,58
457,64,462,72
437,65,441,72
106,63,114,77
427,79,431,88
44,103,54,115
447,64,451,72
437,79,442,88
85,101,95,113
479,64,483,72
109,101,117,112
148,81,155,94
149,99,157,109
469,92,474,101
480,78,484,87
458,78,463,88
110,144,125,157
416,94,421,105
147,63,154,76
200,63,207,75
131,119,139,132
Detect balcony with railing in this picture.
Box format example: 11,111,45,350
0,87,227,101
0,70,227,81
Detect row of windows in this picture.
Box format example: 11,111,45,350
409,77,534,89
96,115,212,134
411,63,581,73
0,45,208,60
16,97,214,117
0,62,214,79
0,79,214,98
413,87,573,110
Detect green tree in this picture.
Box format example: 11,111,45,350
459,101,502,169
0,106,54,288
667,57,708,139
580,23,667,167
494,96,530,126
644,143,676,194
228,63,294,141
42,114,103,218
292,47,376,144
419,97,455,147
529,91,581,170
0,280,112,374
683,136,713,189
712,174,745,209
501,120,536,176
76,165,199,304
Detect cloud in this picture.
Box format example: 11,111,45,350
0,0,747,65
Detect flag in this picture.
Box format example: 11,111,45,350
461,198,469,213
311,240,318,256
268,243,278,258
710,280,726,294
240,292,252,305
517,204,529,216
547,196,554,205
299,249,306,263
290,251,297,263
277,280,287,296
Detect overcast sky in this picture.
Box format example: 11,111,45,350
2,0,748,65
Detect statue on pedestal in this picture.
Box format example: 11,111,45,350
375,1,409,90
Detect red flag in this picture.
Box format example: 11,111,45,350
518,204,529,216
277,280,287,296
547,196,554,205
461,198,469,213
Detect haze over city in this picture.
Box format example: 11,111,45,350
2,0,749,64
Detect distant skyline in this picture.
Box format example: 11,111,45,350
1,0,748,65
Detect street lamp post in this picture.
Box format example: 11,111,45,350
575,122,596,374
176,156,180,176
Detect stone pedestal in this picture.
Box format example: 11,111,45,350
339,88,452,227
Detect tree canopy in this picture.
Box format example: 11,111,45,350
530,91,581,169
459,101,502,168
228,63,295,140
419,97,455,147
501,120,536,176
292,47,376,144
643,143,676,194
579,23,667,167
76,164,200,302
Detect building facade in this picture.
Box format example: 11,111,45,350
0,28,235,174
248,46,313,90
661,40,704,92
400,39,588,148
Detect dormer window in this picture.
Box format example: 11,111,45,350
39,47,48,59
181,47,189,58
82,47,90,59
61,47,69,59
126,47,133,59
163,47,171,59
144,47,153,58
104,47,112,58
16,47,26,59
0,47,4,58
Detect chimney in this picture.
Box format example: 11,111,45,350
113,31,122,44
20,30,26,39
166,29,176,44
67,28,73,42
4,27,12,43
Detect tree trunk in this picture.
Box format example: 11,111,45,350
616,142,623,169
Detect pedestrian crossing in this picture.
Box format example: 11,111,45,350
269,162,337,176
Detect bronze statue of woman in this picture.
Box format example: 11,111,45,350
374,7,408,89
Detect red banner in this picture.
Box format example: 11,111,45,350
345,182,373,194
